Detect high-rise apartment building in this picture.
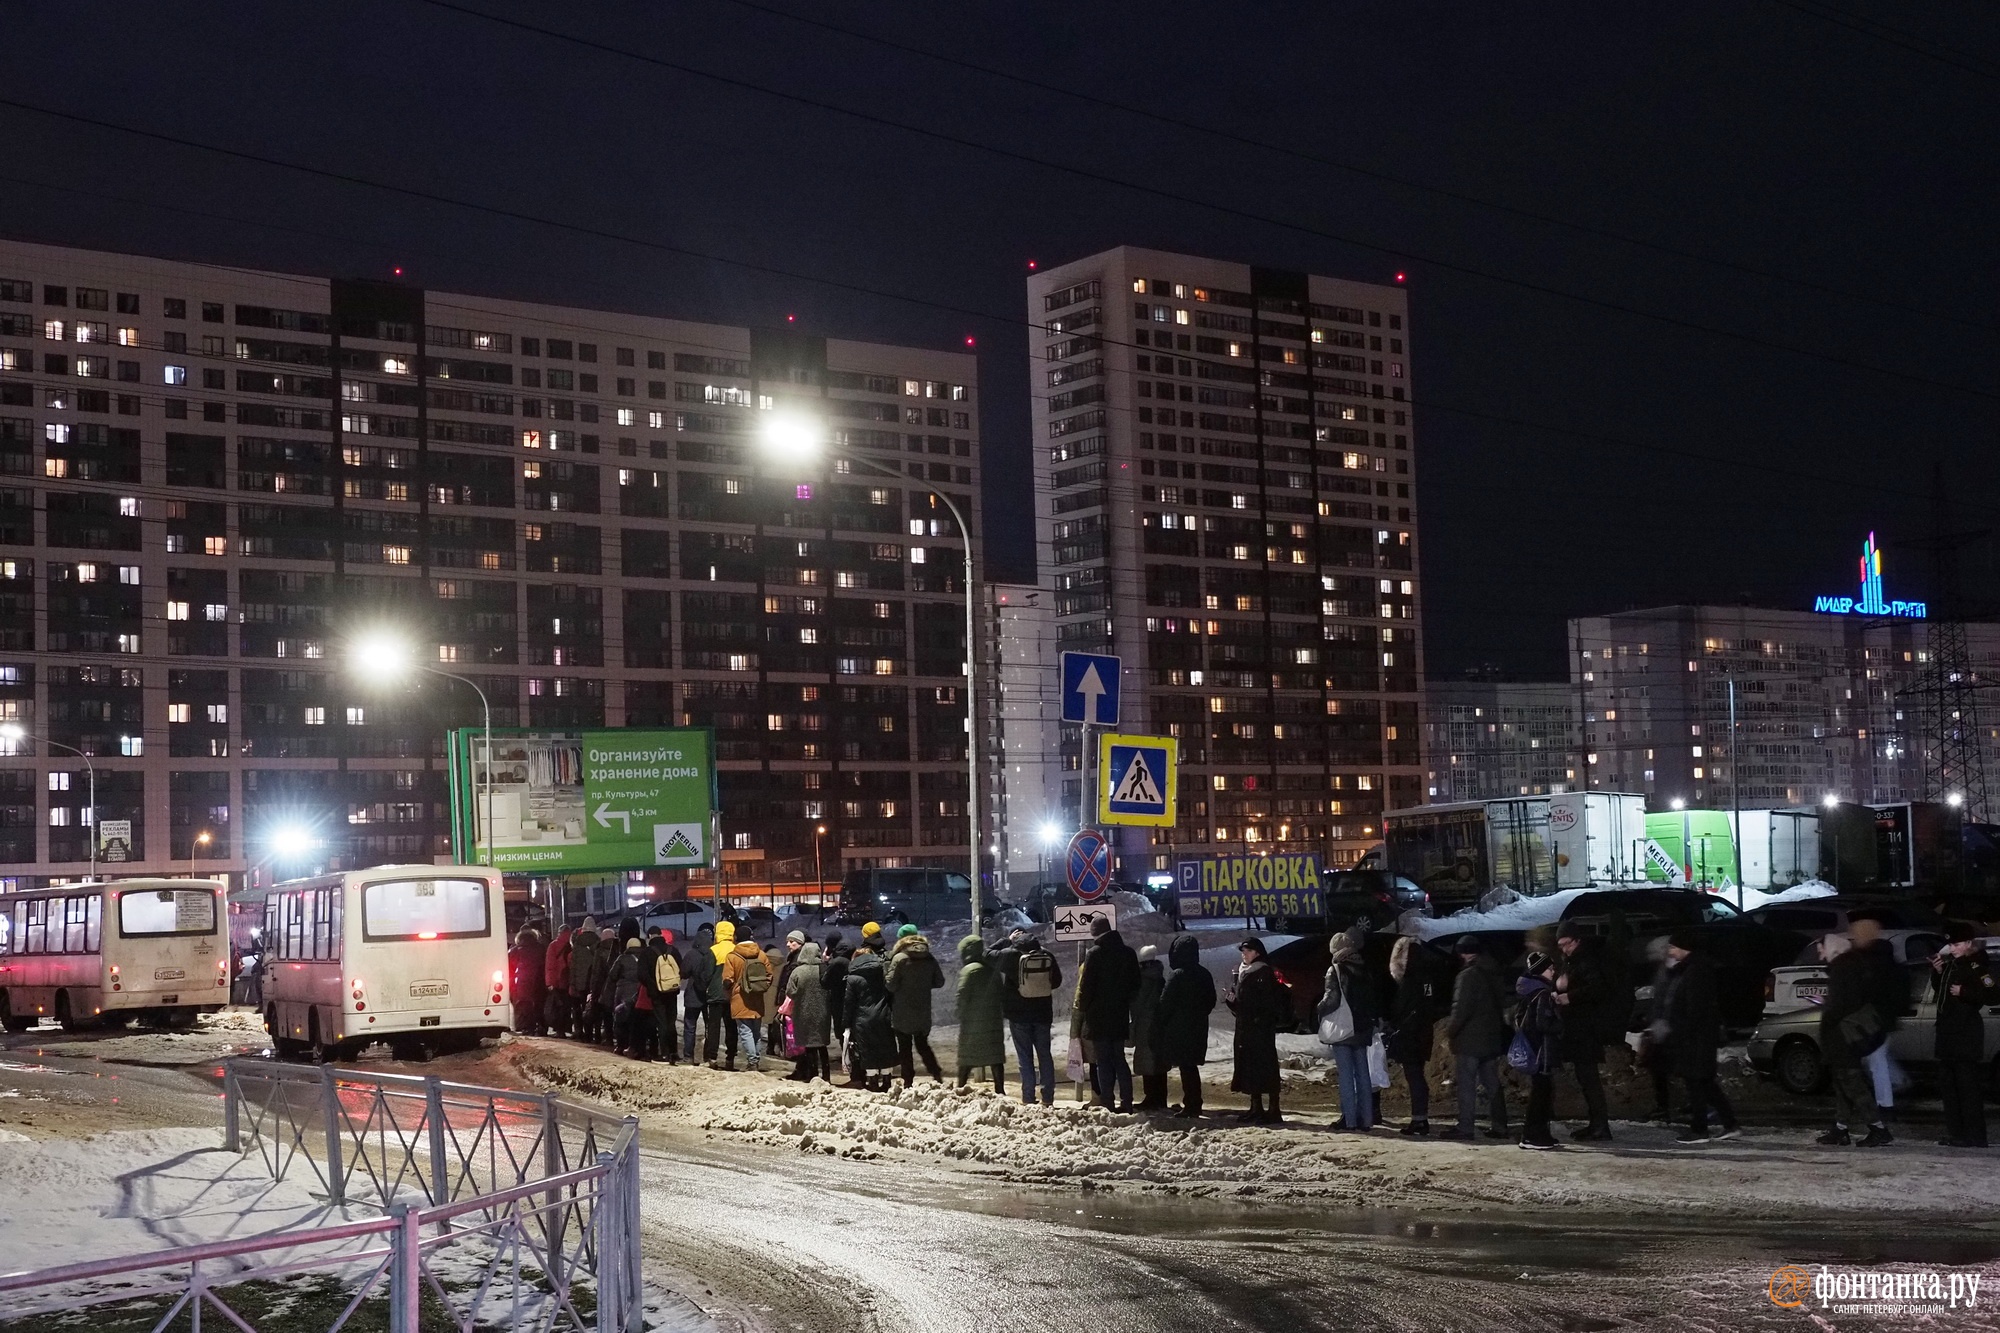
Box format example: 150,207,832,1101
1423,678,1579,802
1026,247,1423,876
1570,605,2000,812
0,239,981,889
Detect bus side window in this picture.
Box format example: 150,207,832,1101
263,896,279,956
24,899,44,953
64,896,88,953
85,895,101,953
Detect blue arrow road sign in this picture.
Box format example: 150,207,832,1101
1065,829,1111,902
1059,651,1121,726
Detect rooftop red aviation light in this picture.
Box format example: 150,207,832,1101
1394,271,1406,282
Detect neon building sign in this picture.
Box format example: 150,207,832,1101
1812,532,1926,618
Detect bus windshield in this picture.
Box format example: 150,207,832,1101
118,888,218,938
360,878,491,942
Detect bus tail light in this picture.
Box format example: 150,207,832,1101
491,970,505,1005
216,959,228,987
351,978,366,1012
110,964,121,992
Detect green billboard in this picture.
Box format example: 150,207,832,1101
448,727,717,873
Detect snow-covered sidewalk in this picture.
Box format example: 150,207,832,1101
495,1040,2000,1220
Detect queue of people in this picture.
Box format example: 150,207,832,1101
506,911,1993,1149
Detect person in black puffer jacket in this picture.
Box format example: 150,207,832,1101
1657,932,1739,1145
1152,932,1216,1118
993,927,1063,1107
1440,936,1509,1141
1386,935,1447,1135
1554,922,1615,1141
1077,918,1142,1110
1814,924,1893,1148
1227,938,1289,1125
842,940,898,1091
1932,923,1996,1148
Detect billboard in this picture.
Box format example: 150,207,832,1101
1174,852,1323,920
449,728,717,873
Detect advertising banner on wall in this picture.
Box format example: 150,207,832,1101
449,728,717,873
1174,852,1323,920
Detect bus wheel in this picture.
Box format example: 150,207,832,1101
55,992,93,1033
0,995,33,1033
388,1039,432,1064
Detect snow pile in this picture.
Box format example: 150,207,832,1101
1407,888,1592,939
26,1006,271,1067
1730,880,1837,912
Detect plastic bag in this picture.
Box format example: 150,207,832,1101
1065,1035,1087,1084
782,1015,803,1059
1367,1034,1391,1090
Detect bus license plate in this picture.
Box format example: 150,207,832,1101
409,981,450,998
160,994,179,1004
420,1016,441,1027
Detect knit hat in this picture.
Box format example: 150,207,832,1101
787,929,807,946
1555,921,1582,943
896,923,920,938
1947,921,1977,944
1238,937,1267,958
1090,915,1113,938
861,921,883,939
1524,949,1554,976
1453,934,1483,956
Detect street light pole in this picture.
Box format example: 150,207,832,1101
759,419,982,926
190,829,211,879
1,727,95,881
418,667,494,869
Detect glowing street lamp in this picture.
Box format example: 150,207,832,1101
759,412,982,924
269,824,317,862
190,829,212,878
0,723,96,881
349,630,494,867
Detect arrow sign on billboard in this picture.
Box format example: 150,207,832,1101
593,803,632,834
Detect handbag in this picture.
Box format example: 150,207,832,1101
1366,1034,1391,1090
1315,970,1354,1046
1506,1029,1535,1071
1065,1035,1087,1084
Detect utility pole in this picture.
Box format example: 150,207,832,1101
1728,674,1744,910
1900,464,1990,820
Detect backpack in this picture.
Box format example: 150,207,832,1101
655,952,681,993
1017,948,1058,1000
741,953,772,997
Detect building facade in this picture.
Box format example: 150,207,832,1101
1423,678,1578,802
1026,246,1423,876
0,239,981,889
983,581,1061,892
1571,605,2000,813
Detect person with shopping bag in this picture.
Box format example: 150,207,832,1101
782,942,831,1081
1317,927,1378,1131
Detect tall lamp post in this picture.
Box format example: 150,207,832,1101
813,823,828,910
189,829,212,879
348,633,495,867
0,724,95,881
760,413,982,925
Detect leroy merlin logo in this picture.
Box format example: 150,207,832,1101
653,823,705,865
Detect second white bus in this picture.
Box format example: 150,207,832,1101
0,880,230,1031
244,864,511,1061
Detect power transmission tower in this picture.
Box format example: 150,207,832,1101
1903,465,1990,820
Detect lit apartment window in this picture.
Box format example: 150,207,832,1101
347,707,366,725
204,537,227,556
304,708,325,726
164,365,186,385
166,601,189,621
167,703,191,723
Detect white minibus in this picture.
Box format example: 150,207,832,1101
0,879,229,1031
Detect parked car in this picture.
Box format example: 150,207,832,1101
837,868,1001,927
1746,896,1945,964
1746,940,2000,1095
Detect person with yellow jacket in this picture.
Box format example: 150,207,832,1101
702,920,742,1069
722,926,779,1072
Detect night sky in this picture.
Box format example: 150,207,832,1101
4,2,1995,677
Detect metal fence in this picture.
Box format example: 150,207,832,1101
0,1060,645,1333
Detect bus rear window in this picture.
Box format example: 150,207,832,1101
118,889,218,937
361,878,490,942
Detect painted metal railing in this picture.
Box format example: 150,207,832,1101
0,1060,645,1333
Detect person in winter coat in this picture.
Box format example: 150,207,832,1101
1440,935,1509,1141
1635,936,1675,1122
772,930,806,1056
1515,951,1564,1149
646,929,682,1063
604,936,651,1057
568,921,607,1045
1932,923,1995,1148
993,926,1062,1106
783,942,833,1082
722,930,778,1071
1152,932,1216,1118
542,926,574,1037
1656,932,1740,1145
955,935,1007,1093
509,927,546,1036
883,925,946,1086
1321,928,1378,1131
1553,922,1614,1140
1227,938,1288,1124
1386,935,1445,1135
700,921,743,1068
1078,917,1142,1110
1814,926,1893,1147
821,935,851,1074
682,924,722,1066
843,939,898,1090
1130,945,1168,1110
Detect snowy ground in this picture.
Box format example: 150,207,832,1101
489,1038,2000,1220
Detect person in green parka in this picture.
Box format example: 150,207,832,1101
955,934,1007,1093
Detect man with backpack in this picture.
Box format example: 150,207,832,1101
1439,935,1509,1141
723,927,778,1072
995,926,1063,1106
647,928,682,1064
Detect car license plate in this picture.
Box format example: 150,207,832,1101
1796,983,1828,1001
154,968,186,981
420,1015,441,1027
409,981,450,998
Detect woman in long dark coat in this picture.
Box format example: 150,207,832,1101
1226,937,1289,1125
842,941,898,1091
1152,932,1217,1118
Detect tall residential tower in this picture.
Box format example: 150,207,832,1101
1026,247,1422,876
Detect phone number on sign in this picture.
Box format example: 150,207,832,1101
1186,891,1322,919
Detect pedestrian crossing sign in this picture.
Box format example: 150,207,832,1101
1097,733,1177,827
